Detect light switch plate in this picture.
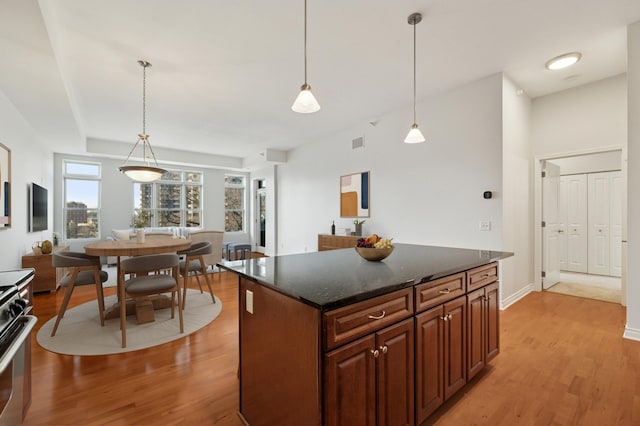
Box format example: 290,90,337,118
479,221,491,231
246,290,254,314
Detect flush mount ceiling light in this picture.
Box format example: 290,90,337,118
404,12,425,144
291,0,320,113
119,60,166,182
545,52,582,70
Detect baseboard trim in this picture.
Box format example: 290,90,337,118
501,283,535,310
623,326,640,341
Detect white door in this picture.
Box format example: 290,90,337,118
566,174,588,273
542,162,561,288
610,171,622,277
588,172,610,275
255,182,267,254
558,176,568,271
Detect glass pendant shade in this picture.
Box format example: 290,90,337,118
292,83,321,113
404,124,426,144
119,166,165,182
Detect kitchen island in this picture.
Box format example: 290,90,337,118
219,243,512,426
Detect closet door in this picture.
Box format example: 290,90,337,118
610,171,622,277
566,174,587,273
588,173,610,275
558,177,568,271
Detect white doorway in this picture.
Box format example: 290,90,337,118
537,149,625,304
254,179,266,254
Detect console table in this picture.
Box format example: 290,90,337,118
21,245,69,293
317,234,359,251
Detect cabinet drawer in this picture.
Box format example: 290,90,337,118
415,273,465,312
324,288,413,351
467,262,498,292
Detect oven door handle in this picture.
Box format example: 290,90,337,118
0,316,37,374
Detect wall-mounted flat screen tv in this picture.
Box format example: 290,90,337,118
28,182,48,232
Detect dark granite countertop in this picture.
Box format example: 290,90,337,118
218,243,512,311
0,269,34,287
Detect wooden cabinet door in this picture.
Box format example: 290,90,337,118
443,296,466,400
485,282,500,363
467,287,485,381
325,335,376,426
376,318,414,426
415,305,444,423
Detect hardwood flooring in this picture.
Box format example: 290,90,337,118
24,274,640,425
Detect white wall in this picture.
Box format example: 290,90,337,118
501,75,533,306
0,91,54,269
278,73,505,254
625,21,640,340
52,153,231,252
532,74,627,156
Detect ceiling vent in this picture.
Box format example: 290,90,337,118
352,136,364,149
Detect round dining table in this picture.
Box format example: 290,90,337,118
84,236,192,323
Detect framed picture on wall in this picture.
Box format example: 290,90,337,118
340,171,369,218
0,143,10,228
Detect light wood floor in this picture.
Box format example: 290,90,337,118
24,274,640,425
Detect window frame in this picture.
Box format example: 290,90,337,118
225,174,246,233
62,160,102,240
133,170,203,228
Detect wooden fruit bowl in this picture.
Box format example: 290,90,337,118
354,246,394,261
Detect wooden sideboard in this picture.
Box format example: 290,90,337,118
317,234,359,251
21,245,69,293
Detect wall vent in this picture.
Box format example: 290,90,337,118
352,137,364,149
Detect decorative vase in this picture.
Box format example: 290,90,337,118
355,224,362,236
136,231,146,243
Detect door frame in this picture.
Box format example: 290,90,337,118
533,146,626,303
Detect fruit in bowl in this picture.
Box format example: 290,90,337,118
355,234,394,261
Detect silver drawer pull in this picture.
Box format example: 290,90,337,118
480,274,491,279
439,288,451,294
368,310,386,320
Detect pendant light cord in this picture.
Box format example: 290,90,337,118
304,0,308,85
142,63,147,135
412,19,417,124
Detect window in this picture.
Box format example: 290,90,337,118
225,174,245,232
64,161,101,239
133,170,202,228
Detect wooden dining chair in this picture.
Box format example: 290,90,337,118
51,252,108,337
118,253,183,348
178,241,216,308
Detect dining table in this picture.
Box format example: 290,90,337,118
84,236,192,323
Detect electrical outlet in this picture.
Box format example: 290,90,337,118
479,221,491,231
246,290,254,314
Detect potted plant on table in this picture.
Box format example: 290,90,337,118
353,219,366,236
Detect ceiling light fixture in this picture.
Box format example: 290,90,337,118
404,12,425,144
119,60,166,182
291,0,320,113
545,52,582,70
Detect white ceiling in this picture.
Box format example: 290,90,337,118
1,0,639,161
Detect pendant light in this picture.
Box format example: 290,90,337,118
291,0,320,113
404,13,425,144
119,60,166,182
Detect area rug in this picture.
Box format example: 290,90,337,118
546,281,621,304
36,290,222,355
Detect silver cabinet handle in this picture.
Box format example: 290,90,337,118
441,315,448,321
371,349,379,358
481,274,490,279
439,288,450,294
368,310,386,320
379,345,388,354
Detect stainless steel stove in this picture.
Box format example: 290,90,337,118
0,272,37,425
